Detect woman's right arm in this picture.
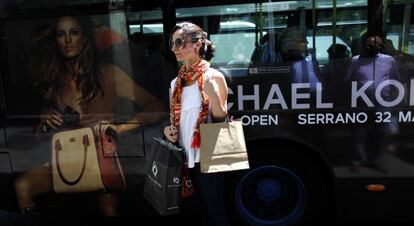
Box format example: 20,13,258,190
42,108,63,130
164,78,178,142
106,64,167,133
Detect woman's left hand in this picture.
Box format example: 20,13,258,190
203,77,219,98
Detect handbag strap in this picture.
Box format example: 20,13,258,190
55,135,90,185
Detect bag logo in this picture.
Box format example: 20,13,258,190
152,161,158,177
173,177,180,184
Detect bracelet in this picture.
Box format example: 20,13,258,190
41,124,49,133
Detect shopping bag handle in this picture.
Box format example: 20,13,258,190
223,114,235,122
228,115,234,122
153,137,183,152
55,135,90,185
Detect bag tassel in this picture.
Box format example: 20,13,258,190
191,131,200,149
181,162,194,198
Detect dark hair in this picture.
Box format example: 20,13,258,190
34,14,103,106
362,34,384,56
327,44,350,59
361,34,384,50
171,22,215,61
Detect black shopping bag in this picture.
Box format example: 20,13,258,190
143,137,184,216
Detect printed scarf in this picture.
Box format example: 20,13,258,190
171,60,210,148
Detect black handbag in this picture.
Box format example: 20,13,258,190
143,137,185,216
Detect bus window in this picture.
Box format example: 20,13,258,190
384,1,414,84
172,1,367,77
129,23,163,34
385,1,414,55
128,9,163,35
306,35,351,65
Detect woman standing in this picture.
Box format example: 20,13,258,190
14,14,164,215
166,22,231,226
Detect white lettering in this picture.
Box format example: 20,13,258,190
298,114,306,125
356,112,368,123
297,112,368,124
241,114,279,126
260,115,268,125
316,113,325,124
263,84,288,109
375,79,405,107
399,111,412,122
228,87,234,110
410,80,414,106
238,85,260,110
345,113,356,123
251,115,260,125
351,81,374,107
230,80,410,110
292,83,310,109
316,83,333,108
268,114,278,125
307,113,315,124
326,113,334,124
336,113,345,123
241,115,251,126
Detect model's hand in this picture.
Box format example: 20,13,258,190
43,109,63,130
203,77,219,99
94,120,120,137
163,125,178,143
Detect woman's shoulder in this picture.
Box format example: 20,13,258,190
99,63,130,79
97,63,115,81
170,76,178,87
205,67,224,79
98,63,134,86
207,67,226,83
99,63,120,73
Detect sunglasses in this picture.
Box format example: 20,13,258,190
169,37,188,50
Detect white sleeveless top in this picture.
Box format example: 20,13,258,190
170,68,214,168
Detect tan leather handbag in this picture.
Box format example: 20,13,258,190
51,128,126,193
